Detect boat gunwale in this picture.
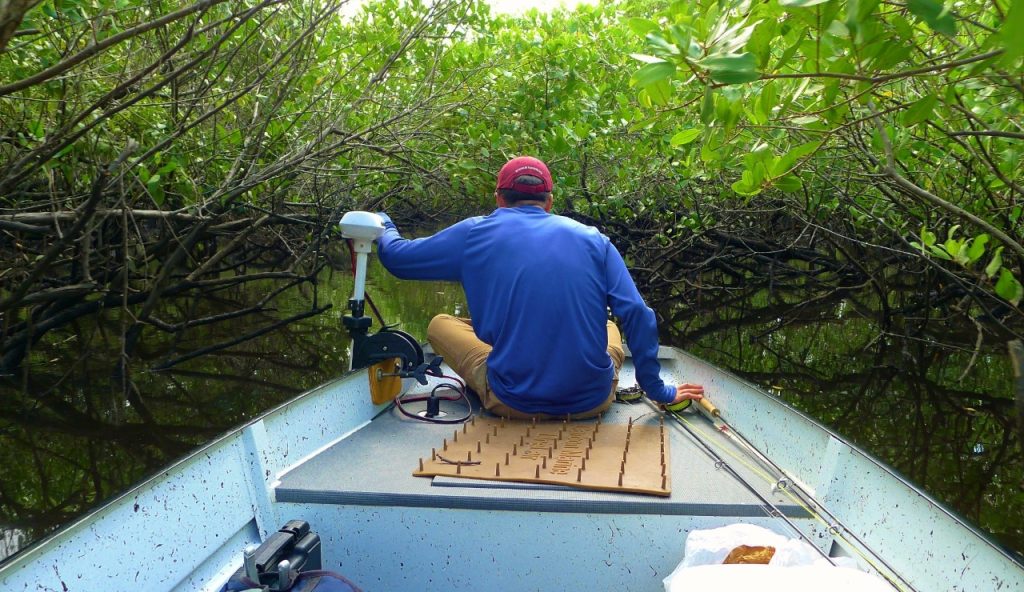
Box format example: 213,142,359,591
661,345,1024,568
0,364,378,572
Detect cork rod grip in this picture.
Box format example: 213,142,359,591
698,397,720,417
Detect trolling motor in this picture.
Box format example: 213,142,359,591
338,211,440,404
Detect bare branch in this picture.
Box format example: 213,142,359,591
0,0,230,96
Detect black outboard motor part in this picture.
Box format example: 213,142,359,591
338,212,435,387
224,521,321,591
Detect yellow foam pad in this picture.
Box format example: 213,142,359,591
368,358,402,405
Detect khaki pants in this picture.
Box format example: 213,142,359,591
426,314,625,419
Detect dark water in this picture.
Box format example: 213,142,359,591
0,260,466,562
1,259,1021,564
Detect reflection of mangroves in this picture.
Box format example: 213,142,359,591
1009,340,1024,448
666,276,1023,555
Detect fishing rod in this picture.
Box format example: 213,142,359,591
648,398,837,567
670,396,919,592
691,398,791,493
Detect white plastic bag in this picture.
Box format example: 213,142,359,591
663,525,894,592
769,537,831,567
664,565,895,592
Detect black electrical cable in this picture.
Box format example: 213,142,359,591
295,571,365,592
393,380,473,424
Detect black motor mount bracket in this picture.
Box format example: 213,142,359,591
343,300,439,385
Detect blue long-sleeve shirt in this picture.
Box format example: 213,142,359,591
376,206,676,413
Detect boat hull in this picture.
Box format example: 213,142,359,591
0,347,1020,591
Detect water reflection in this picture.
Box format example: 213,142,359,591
0,259,465,563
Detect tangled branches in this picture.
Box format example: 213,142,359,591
0,0,480,380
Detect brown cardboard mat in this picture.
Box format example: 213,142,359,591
413,416,670,496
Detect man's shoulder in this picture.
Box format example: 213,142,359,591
438,215,485,234
549,214,609,241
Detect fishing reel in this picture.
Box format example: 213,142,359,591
339,211,439,403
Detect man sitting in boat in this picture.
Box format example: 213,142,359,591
375,156,703,419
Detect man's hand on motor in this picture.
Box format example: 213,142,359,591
670,383,704,405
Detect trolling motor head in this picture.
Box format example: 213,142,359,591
339,210,385,245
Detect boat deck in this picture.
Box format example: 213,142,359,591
276,356,805,518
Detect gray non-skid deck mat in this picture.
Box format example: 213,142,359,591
275,365,806,517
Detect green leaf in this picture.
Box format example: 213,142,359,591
731,175,761,196
700,86,715,124
846,0,880,32
827,20,850,38
944,238,962,260
775,35,805,71
699,52,757,71
626,18,660,36
630,54,666,64
779,0,833,6
670,128,703,146
928,245,952,260
747,21,777,68
549,132,571,154
906,0,956,36
986,246,1004,278
770,141,821,177
668,25,691,53
631,61,676,88
646,34,679,57
995,268,1024,306
638,88,653,109
157,160,180,176
147,175,165,206
999,0,1024,64
903,94,937,127
921,228,936,247
28,120,45,139
966,234,989,263
645,79,672,106
700,141,721,164
701,51,761,84
774,175,803,192
710,69,761,84
757,82,777,122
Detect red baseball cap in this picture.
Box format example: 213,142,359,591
496,156,553,194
